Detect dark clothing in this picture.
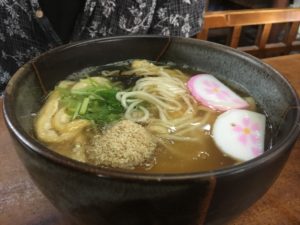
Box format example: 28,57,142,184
38,0,86,43
0,0,205,94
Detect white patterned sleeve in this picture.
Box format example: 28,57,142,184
148,0,205,37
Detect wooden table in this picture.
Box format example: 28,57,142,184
1,54,300,225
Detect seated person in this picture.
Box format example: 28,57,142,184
0,0,205,94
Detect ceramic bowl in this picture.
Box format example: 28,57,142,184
3,36,300,225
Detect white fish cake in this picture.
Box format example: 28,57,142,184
212,109,266,161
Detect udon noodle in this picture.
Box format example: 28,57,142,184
116,62,211,142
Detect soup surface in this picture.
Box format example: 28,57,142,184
34,60,265,173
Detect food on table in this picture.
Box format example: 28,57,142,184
34,60,268,173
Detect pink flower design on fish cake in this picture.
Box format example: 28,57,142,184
203,79,230,100
232,117,261,147
187,75,249,111
251,146,263,157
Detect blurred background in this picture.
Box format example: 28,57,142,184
198,0,300,58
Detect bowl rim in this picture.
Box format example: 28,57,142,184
3,35,300,182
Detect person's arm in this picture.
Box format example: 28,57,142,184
148,0,205,37
0,2,50,95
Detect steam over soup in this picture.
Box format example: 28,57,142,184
34,60,267,173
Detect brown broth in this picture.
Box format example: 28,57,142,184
140,139,237,173
135,112,237,173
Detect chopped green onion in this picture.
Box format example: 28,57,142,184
58,77,124,126
79,97,90,115
72,102,82,120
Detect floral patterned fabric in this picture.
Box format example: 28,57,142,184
0,0,205,94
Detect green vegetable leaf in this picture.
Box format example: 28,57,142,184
57,78,124,126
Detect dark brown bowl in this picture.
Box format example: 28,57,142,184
3,36,300,225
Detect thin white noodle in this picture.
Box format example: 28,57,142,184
122,92,181,111
157,139,197,159
124,100,149,122
115,61,212,143
101,70,120,76
158,134,199,142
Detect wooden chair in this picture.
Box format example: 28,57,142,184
196,8,300,58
